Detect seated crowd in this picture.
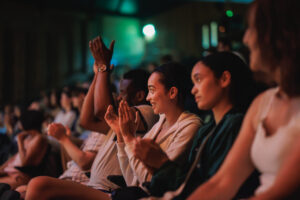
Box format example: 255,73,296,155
0,0,299,199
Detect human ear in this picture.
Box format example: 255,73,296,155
135,90,146,103
220,71,231,88
169,87,178,100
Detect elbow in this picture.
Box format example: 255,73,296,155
20,158,30,166
94,108,105,119
79,117,89,130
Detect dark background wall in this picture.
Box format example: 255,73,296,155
0,0,249,106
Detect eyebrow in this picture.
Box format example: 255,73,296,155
192,73,201,79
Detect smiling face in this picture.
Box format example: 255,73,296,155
191,62,225,110
146,72,173,114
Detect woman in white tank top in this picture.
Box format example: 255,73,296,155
188,0,300,199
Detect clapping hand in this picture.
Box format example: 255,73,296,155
47,123,68,142
17,131,29,142
133,137,169,170
105,105,120,135
89,36,115,67
118,100,139,143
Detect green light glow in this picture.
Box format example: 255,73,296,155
226,10,234,18
120,0,137,14
202,25,210,49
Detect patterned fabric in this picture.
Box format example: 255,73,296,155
59,132,106,184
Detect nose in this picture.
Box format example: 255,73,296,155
146,93,150,102
243,29,249,46
191,85,197,96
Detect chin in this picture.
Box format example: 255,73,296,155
197,102,210,110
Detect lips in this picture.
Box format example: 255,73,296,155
195,97,201,102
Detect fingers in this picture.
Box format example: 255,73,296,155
109,64,114,71
109,40,115,52
94,37,99,50
106,105,113,115
135,111,140,126
47,123,65,135
89,41,92,50
126,104,135,121
65,126,71,136
122,101,130,121
91,36,114,51
118,101,124,121
99,36,104,48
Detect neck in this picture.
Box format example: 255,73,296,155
272,67,281,86
164,106,184,128
212,99,233,124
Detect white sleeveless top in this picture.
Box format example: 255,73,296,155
250,87,300,195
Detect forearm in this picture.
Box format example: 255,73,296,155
117,143,135,185
60,137,93,170
79,75,109,133
116,131,124,143
187,176,236,200
94,67,114,118
125,141,153,184
17,140,27,165
80,75,97,127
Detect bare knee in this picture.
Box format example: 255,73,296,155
25,176,51,200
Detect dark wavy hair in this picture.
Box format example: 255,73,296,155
20,110,44,132
153,62,189,107
250,0,300,97
201,52,257,112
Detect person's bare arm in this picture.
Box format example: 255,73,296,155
79,70,110,134
48,123,96,170
0,154,17,175
187,93,265,200
17,132,48,166
91,36,116,119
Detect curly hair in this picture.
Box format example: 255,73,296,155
251,0,300,97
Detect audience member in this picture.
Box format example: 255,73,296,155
53,88,77,129
0,110,60,190
24,36,158,200
135,52,258,200
188,0,300,199
112,62,202,199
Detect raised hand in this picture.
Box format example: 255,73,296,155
104,105,120,134
47,123,68,142
133,137,169,170
89,36,115,67
17,131,29,142
118,100,139,143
